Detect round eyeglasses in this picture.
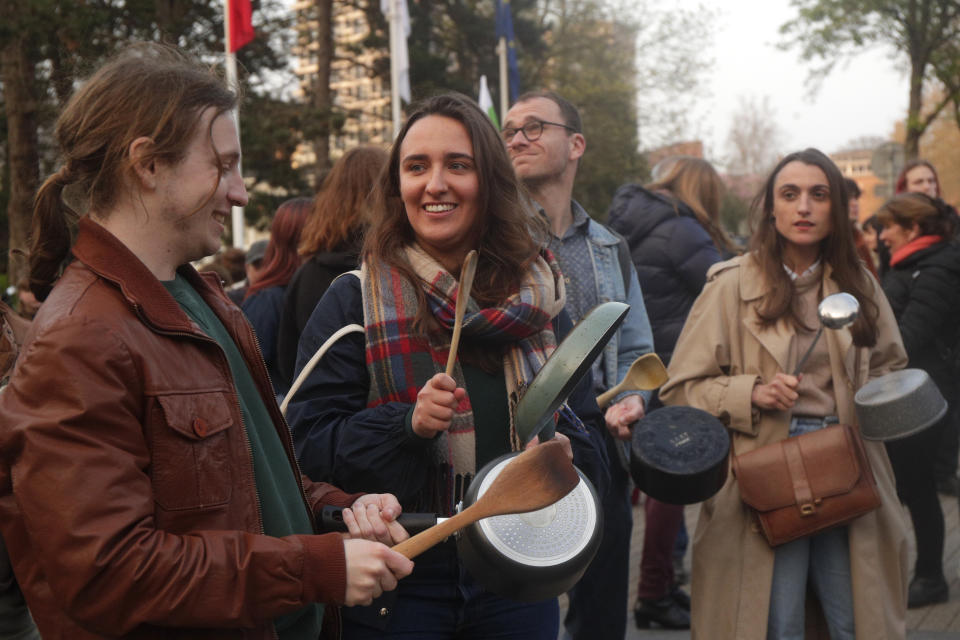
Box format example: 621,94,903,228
501,120,577,143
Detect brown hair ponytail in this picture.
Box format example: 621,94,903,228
29,168,79,300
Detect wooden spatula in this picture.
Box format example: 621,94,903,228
391,439,579,558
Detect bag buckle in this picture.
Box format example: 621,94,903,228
799,499,822,516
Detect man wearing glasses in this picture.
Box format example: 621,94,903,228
503,92,658,639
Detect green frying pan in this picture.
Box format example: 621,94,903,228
514,301,629,443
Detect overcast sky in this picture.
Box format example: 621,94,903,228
682,0,907,162
277,0,908,162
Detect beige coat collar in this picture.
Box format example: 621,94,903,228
735,254,857,386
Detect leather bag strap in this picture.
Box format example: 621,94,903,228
782,438,816,515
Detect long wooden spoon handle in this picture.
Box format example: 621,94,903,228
445,250,478,376
445,323,464,377
596,383,623,409
392,509,476,558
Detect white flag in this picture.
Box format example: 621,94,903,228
478,75,499,127
381,0,411,102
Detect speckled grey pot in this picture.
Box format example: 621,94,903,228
855,368,948,441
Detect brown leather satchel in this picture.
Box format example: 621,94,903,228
732,423,880,547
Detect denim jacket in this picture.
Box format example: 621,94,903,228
570,201,655,406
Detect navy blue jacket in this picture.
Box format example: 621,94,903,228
285,274,610,509
277,248,360,387
240,285,286,396
881,241,960,403
607,184,722,365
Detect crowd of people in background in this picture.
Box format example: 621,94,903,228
1,42,960,640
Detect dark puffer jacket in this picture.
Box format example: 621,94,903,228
277,247,359,388
607,184,722,365
881,240,960,403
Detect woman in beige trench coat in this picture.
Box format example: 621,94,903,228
660,149,910,640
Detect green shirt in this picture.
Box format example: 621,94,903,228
462,363,510,469
162,275,322,639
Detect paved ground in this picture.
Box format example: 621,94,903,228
559,492,960,638
619,628,960,639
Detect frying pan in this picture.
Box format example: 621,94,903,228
323,301,628,600
514,301,629,442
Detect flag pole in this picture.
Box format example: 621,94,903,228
224,0,245,249
389,0,402,138
497,36,508,120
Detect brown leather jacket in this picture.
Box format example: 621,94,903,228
0,218,360,639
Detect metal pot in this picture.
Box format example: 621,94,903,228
456,452,602,601
451,301,626,599
457,301,624,598
855,368,948,441
320,302,626,601
630,406,730,504
320,456,602,603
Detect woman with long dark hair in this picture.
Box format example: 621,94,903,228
285,93,608,639
241,197,311,395
607,156,734,629
276,146,388,387
877,193,960,607
661,149,909,638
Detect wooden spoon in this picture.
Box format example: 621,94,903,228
391,439,579,559
445,249,478,376
595,353,668,409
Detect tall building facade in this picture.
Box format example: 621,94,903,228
292,0,392,170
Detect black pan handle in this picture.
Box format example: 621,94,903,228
318,505,438,533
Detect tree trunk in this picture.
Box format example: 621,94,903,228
312,0,334,182
905,59,924,160
1,36,40,290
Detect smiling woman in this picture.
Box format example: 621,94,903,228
285,93,609,640
398,115,480,271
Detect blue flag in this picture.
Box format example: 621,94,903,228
496,0,520,102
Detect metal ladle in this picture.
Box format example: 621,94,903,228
792,292,860,376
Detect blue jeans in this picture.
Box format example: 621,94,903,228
767,527,854,640
343,542,559,640
767,416,854,640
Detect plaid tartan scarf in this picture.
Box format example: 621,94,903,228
360,243,566,515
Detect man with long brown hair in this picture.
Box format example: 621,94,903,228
0,44,412,639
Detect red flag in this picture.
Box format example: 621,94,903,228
228,0,255,52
